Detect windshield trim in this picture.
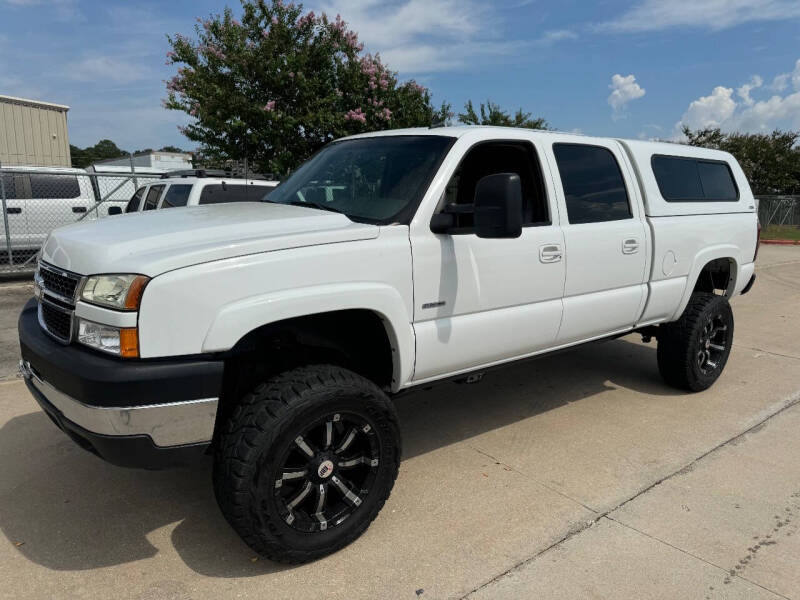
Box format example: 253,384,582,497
264,134,457,226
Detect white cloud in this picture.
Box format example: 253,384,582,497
608,74,646,117
63,57,148,84
677,59,800,134
680,86,737,129
601,0,800,33
737,75,763,106
314,0,526,74
536,30,578,45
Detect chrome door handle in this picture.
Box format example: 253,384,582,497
539,244,563,263
622,238,639,254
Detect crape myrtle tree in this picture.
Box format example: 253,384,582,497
164,0,449,174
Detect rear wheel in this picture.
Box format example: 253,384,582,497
213,364,400,563
657,292,734,392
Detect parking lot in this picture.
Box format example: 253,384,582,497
0,245,798,600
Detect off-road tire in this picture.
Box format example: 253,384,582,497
657,292,734,392
213,364,401,563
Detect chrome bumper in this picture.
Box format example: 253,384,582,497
19,359,218,447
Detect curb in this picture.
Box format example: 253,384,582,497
761,239,800,246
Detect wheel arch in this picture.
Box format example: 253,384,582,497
670,246,740,321
203,283,414,390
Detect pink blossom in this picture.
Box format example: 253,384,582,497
272,16,278,25
378,107,392,121
231,18,241,27
189,106,198,116
344,108,366,123
262,28,269,38
262,100,276,112
288,71,294,78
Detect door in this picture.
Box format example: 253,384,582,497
411,139,566,382
0,173,28,253
26,173,91,247
546,140,647,343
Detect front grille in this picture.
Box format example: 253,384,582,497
39,262,81,302
37,262,82,343
40,301,73,342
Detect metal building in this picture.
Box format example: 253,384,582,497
0,94,71,167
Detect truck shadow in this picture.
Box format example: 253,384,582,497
0,335,677,577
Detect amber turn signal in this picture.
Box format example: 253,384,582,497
119,328,140,358
124,276,150,310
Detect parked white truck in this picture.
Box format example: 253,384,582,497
18,127,758,563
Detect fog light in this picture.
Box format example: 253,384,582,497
77,318,139,357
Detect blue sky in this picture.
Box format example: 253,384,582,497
1,0,799,151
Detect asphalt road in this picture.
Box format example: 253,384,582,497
0,246,798,599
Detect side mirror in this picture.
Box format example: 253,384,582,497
474,173,522,239
107,206,122,216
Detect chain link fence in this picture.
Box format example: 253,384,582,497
1,167,162,274
756,196,800,228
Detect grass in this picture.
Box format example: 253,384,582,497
762,224,800,241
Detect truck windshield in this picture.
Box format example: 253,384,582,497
262,135,454,224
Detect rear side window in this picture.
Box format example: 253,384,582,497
553,144,632,224
652,156,738,202
29,174,81,199
0,174,18,199
198,184,251,205
143,185,164,210
160,184,192,208
125,187,145,213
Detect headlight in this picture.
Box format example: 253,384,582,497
77,318,139,357
80,274,149,310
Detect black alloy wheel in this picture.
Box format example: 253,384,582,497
273,411,381,533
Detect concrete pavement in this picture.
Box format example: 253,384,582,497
0,246,798,599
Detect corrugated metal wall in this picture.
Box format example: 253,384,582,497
0,97,71,167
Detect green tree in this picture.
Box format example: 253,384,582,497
164,1,448,174
458,100,550,130
158,145,187,153
682,126,800,195
70,139,129,168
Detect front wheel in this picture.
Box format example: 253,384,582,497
657,292,734,392
213,365,401,563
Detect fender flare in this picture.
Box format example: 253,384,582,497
670,244,741,321
202,282,414,390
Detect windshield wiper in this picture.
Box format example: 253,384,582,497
286,200,344,215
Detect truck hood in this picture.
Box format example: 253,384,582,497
41,202,379,277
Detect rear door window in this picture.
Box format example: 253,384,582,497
29,174,81,199
125,187,146,213
160,184,192,208
198,184,251,205
553,143,632,224
143,185,164,210
652,156,738,201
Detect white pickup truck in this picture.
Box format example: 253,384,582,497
18,126,759,563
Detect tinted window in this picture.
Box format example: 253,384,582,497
199,184,250,205
553,144,632,224
143,185,164,210
698,161,738,200
652,156,738,201
30,174,81,199
125,187,145,213
0,174,17,200
161,184,192,208
442,141,549,230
